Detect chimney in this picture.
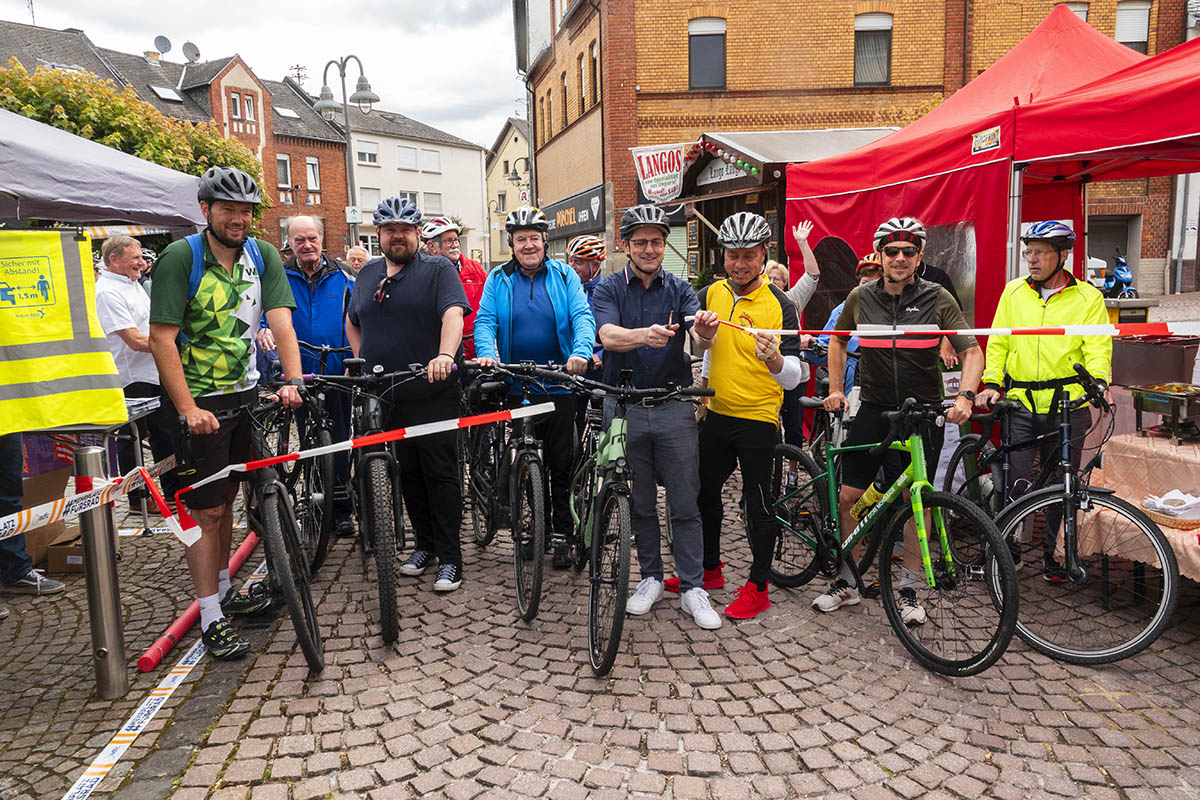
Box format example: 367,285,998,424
144,51,160,63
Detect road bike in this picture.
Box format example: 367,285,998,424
766,399,1019,677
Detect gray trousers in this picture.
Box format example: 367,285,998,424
608,399,704,592
1007,404,1092,558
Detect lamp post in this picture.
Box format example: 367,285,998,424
507,156,531,206
312,55,380,246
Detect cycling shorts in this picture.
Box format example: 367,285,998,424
840,402,944,491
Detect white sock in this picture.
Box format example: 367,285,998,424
217,569,231,599
198,593,224,630
839,560,856,585
900,567,920,591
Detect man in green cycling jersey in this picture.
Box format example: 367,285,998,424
976,220,1111,582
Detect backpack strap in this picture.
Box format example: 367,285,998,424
242,237,266,273
184,233,206,305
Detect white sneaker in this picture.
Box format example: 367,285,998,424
899,588,927,625
626,577,664,615
812,579,861,613
681,588,723,630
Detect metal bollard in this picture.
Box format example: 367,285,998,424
74,446,129,699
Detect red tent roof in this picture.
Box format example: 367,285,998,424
787,4,1145,199
1017,36,1200,181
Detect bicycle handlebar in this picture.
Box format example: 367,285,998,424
296,340,353,355
869,398,944,457
1072,362,1112,414
464,360,714,403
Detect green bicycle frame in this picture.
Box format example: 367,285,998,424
569,415,627,547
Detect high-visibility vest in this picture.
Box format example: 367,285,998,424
0,230,127,436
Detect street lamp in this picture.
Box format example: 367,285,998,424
313,55,380,245
506,156,530,185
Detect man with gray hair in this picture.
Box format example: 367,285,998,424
256,216,356,534
345,246,369,275
95,236,179,506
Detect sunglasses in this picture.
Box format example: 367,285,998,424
373,274,390,303
882,245,919,258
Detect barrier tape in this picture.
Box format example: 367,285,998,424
61,639,207,800
693,318,1200,340
1,404,555,550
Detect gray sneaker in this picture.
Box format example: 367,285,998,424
3,569,65,595
0,601,8,619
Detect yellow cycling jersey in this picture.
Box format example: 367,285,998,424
699,278,801,426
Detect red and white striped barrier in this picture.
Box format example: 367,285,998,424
699,318,1200,339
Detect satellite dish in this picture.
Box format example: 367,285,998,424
154,35,172,54
183,42,200,63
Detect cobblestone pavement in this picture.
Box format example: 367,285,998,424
1145,293,1200,324
2,482,1198,800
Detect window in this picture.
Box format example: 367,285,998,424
230,92,241,119
546,90,554,138
424,192,443,215
243,96,255,121
1115,0,1151,53
561,72,568,128
590,41,600,105
854,13,893,85
397,145,418,170
577,54,586,114
357,140,379,165
396,190,418,206
497,191,507,213
688,18,726,90
306,157,320,190
503,159,510,175
360,233,380,256
1063,2,1089,21
276,154,291,188
420,149,441,173
539,97,546,145
275,106,300,119
359,187,381,211
149,85,182,102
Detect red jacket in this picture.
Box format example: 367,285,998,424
456,255,487,358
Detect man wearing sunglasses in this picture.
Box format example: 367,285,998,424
817,216,983,622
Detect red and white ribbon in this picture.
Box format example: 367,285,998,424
694,318,1200,339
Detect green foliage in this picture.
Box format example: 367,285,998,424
0,58,270,226
691,262,715,291
873,93,945,128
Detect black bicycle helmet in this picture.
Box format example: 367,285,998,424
619,205,670,241
197,167,261,205
717,212,772,249
373,197,422,227
504,206,549,234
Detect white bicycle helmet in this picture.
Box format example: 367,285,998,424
718,212,772,249
423,216,460,239
504,206,549,234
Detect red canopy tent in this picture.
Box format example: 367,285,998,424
785,4,1144,325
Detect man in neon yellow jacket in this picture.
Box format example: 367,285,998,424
977,220,1111,582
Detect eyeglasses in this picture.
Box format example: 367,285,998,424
1021,248,1054,259
882,245,919,258
630,238,665,249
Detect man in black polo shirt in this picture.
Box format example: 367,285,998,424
346,197,470,592
592,205,722,631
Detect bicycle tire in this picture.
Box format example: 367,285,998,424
589,485,632,675
807,411,830,466
878,491,1017,677
569,429,598,573
258,485,324,673
944,438,1003,517
366,457,400,644
469,424,499,547
767,444,826,588
267,406,298,483
300,429,335,572
513,456,546,621
992,489,1178,665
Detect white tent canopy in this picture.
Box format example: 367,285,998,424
0,108,204,235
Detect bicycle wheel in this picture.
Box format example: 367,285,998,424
878,491,1017,677
298,429,335,572
365,457,400,643
512,456,546,621
589,485,632,675
944,438,1003,517
266,406,298,483
569,432,597,573
468,424,499,547
767,444,826,588
993,490,1178,665
258,485,324,672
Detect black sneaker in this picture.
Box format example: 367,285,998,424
551,545,572,569
1043,557,1068,583
399,550,434,576
336,518,357,538
201,618,250,660
433,563,462,592
221,583,272,617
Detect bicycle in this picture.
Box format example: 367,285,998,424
766,398,1019,677
177,398,324,673
307,360,431,644
984,364,1179,664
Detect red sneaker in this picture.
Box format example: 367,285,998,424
724,582,770,619
664,562,725,593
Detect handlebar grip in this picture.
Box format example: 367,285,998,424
1072,362,1111,412
680,387,716,398
870,398,916,456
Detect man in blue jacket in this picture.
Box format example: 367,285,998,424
257,216,355,534
475,206,596,568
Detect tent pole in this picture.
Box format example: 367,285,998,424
1007,163,1025,281
1082,180,1090,280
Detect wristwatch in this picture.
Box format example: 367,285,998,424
956,390,976,402
288,377,304,388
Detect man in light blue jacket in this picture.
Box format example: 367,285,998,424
475,206,596,568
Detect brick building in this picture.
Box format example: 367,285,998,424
0,20,350,254
515,0,1192,291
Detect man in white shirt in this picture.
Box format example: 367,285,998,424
95,236,177,503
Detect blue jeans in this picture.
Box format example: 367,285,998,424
0,433,33,584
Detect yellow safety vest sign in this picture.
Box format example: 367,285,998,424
0,230,127,436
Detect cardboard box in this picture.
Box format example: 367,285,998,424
18,466,72,567
46,524,84,574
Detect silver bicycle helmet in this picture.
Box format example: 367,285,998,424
717,211,772,249
504,206,549,234
197,167,261,205
374,197,422,227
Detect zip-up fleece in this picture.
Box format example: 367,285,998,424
837,276,975,407
474,256,596,364
282,255,353,376
982,273,1111,414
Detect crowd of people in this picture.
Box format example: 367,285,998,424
1,164,1113,663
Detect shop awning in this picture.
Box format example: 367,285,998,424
85,224,171,240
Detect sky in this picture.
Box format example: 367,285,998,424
0,0,528,148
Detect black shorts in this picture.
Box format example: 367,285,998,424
840,402,944,491
167,389,256,510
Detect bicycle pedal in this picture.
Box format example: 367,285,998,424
860,582,881,599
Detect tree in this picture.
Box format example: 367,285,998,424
0,58,270,225
873,93,945,128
